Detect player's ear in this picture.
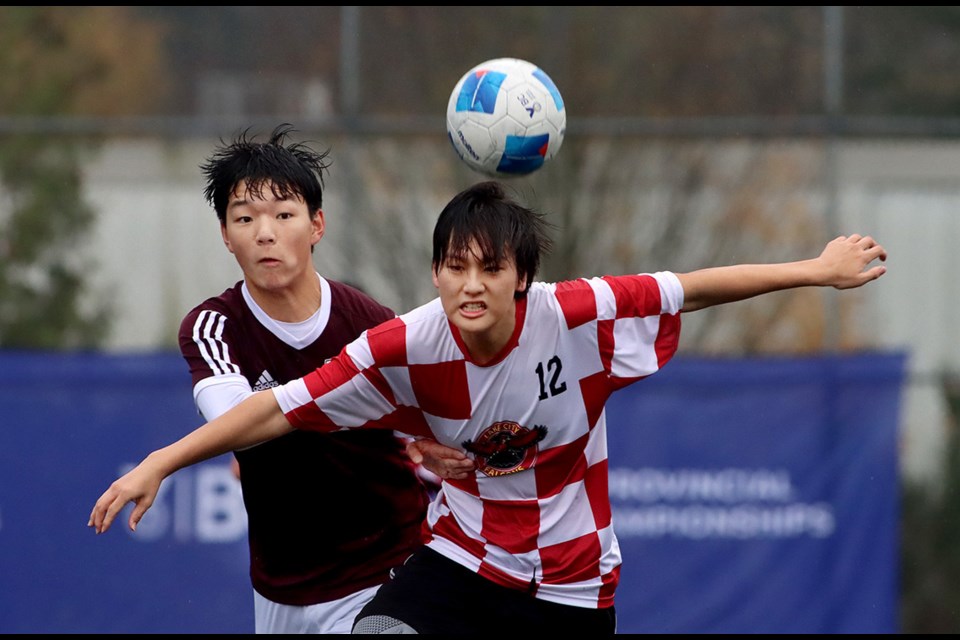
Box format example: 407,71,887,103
515,273,527,293
311,209,325,245
432,267,440,289
220,222,235,254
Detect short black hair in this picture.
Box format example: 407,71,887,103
432,181,553,298
200,123,331,224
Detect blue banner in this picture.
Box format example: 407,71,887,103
0,352,905,633
0,352,252,634
606,353,906,634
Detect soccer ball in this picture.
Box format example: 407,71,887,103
446,58,566,177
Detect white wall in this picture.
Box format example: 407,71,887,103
78,136,960,483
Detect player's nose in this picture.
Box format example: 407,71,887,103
255,220,277,244
463,268,484,292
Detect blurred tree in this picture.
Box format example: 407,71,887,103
27,6,954,120
352,6,960,119
559,6,825,117
0,7,170,347
132,6,340,116
532,135,847,355
846,6,960,116
900,376,960,633
0,7,171,117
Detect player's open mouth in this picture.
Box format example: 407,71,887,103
461,302,485,314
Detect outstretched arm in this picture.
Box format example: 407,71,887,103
678,234,887,312
88,389,292,534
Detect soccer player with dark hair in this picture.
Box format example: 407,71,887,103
91,179,887,634
172,124,471,633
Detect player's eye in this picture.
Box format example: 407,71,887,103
277,212,294,220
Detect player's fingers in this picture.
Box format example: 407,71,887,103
128,499,153,532
429,442,467,461
444,457,476,479
854,234,882,255
90,505,107,532
866,243,887,262
835,264,887,289
89,490,116,532
444,467,474,480
862,265,887,282
449,457,475,470
98,496,127,534
405,442,424,465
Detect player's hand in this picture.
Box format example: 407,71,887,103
407,439,475,480
819,234,887,289
88,457,165,534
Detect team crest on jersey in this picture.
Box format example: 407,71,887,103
462,421,548,477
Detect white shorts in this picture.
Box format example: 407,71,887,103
253,584,381,634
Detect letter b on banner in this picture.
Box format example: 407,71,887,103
122,462,247,543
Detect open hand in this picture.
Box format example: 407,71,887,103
88,458,164,534
406,439,475,481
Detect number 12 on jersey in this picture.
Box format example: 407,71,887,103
535,356,567,400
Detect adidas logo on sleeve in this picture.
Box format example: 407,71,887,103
252,370,279,391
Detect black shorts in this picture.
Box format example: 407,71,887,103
352,547,616,634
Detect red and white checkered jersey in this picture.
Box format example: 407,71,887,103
274,271,684,609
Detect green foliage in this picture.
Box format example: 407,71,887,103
0,7,171,117
0,7,127,348
900,382,960,633
132,7,960,120
0,134,109,348
0,6,172,348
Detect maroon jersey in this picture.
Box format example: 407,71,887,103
179,277,429,606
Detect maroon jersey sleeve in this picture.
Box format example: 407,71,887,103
179,296,245,388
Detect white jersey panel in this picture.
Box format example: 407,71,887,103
655,270,685,313
380,365,417,407
537,480,597,546
272,378,312,416
493,548,543,584
610,315,667,378
434,482,485,541
322,372,396,426
403,299,460,366
474,461,540,501
583,417,609,468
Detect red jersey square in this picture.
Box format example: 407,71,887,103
480,498,541,555
539,531,602,584
408,360,472,419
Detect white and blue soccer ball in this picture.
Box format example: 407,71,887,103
446,58,566,177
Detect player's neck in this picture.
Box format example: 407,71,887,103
461,328,512,365
245,271,321,323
